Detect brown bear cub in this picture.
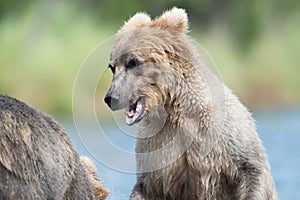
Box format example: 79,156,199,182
104,7,278,200
0,95,108,200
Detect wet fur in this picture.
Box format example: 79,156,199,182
107,7,278,200
0,95,107,199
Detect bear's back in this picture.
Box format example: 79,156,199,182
0,95,95,199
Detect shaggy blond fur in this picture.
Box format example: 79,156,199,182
105,7,278,200
80,157,109,200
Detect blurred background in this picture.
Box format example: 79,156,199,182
1,0,299,199
1,0,300,114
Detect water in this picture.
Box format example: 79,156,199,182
254,110,300,200
65,110,300,200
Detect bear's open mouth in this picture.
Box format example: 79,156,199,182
125,97,144,125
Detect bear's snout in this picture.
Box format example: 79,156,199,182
104,92,121,111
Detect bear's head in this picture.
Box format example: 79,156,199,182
104,7,198,126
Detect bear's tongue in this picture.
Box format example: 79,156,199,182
125,98,143,125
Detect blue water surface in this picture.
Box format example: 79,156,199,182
65,110,300,200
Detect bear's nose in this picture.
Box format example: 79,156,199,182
104,93,120,110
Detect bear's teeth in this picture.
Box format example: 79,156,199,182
125,97,144,125
128,110,135,117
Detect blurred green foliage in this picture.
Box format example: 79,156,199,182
0,0,299,117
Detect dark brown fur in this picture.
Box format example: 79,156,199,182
0,95,107,199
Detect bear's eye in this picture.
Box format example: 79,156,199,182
108,64,115,74
126,58,141,69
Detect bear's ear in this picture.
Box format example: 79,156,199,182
151,7,188,33
119,12,151,33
